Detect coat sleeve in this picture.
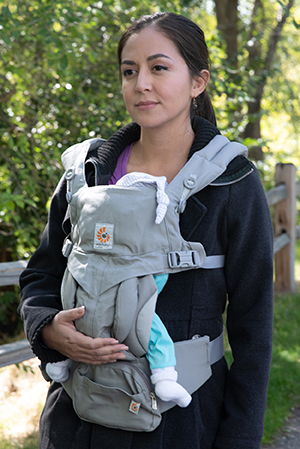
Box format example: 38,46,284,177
18,174,70,363
214,167,273,449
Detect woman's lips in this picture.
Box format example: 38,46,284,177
136,101,158,110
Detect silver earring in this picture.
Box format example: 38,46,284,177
192,97,198,110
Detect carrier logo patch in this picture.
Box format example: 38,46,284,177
94,223,114,250
129,400,141,414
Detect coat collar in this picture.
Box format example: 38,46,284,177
86,117,253,190
87,117,220,183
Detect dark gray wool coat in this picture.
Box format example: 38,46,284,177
18,117,273,449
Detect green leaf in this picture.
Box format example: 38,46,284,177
293,19,300,29
59,54,68,70
1,5,12,19
2,35,11,45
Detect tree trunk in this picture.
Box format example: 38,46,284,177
214,0,238,68
214,0,294,160
244,0,294,159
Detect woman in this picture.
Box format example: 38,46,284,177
18,12,273,449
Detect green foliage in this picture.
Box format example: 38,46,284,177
0,0,184,258
0,430,39,449
210,0,300,175
0,0,299,258
15,362,35,374
0,288,23,338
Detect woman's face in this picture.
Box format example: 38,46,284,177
120,27,206,132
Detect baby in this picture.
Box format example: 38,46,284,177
46,173,191,408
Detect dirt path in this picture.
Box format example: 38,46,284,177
262,406,300,448
0,358,49,443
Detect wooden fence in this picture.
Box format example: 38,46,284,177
0,163,299,368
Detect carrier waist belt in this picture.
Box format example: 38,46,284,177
159,331,224,413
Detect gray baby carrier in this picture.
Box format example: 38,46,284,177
60,135,248,432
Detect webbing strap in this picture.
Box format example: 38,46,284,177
167,252,225,270
202,255,225,269
209,331,225,365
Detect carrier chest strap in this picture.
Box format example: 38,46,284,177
168,251,225,269
62,237,225,271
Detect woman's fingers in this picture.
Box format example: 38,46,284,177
41,307,129,364
70,333,129,364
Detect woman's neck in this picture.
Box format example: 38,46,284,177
127,122,195,183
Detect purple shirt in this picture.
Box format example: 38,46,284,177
108,142,134,185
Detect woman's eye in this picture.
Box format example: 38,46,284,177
123,69,136,77
153,65,168,72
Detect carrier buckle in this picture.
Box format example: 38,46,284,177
65,167,75,204
62,238,73,257
168,250,201,268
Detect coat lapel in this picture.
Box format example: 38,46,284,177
180,195,207,241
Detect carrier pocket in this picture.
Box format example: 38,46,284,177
72,359,162,432
63,335,223,430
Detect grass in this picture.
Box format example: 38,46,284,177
261,240,300,443
262,284,300,444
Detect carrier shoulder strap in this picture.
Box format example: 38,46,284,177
61,137,105,203
166,135,248,213
61,135,248,206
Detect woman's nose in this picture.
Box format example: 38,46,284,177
135,69,152,92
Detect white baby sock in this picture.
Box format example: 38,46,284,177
150,366,192,407
45,359,72,383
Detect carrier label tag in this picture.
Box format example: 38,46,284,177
94,223,114,250
129,400,141,414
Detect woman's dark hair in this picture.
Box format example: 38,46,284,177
118,12,217,127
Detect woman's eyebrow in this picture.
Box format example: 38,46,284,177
147,53,173,62
121,59,136,66
121,53,173,66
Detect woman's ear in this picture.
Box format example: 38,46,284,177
191,69,210,97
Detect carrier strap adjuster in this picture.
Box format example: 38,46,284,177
65,167,75,204
168,250,201,269
62,237,73,258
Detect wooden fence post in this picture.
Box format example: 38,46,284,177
274,163,296,292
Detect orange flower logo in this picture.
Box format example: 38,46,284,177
129,400,140,414
97,227,110,243
94,223,113,250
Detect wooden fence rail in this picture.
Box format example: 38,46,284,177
0,163,299,368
